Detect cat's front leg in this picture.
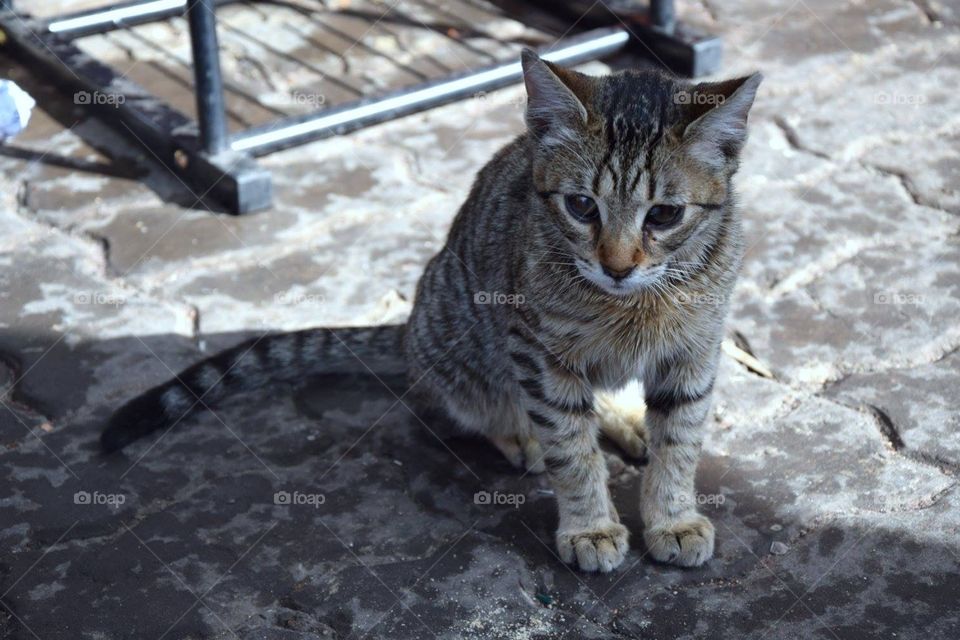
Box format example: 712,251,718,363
640,346,720,567
511,346,628,573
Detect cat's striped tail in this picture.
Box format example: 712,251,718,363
100,324,406,453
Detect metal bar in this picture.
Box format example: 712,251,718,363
186,0,228,154
51,0,180,39
46,0,239,40
232,26,630,156
650,0,676,32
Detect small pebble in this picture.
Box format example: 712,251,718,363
770,524,782,532
770,541,789,555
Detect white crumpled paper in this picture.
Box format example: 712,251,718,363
0,79,35,141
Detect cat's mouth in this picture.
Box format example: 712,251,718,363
575,260,667,297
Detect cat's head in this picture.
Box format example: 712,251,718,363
520,50,761,297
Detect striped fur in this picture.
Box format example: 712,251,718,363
406,52,759,572
100,326,404,452
102,51,760,573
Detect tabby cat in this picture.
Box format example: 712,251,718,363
103,50,761,573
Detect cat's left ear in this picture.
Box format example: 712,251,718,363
682,73,763,169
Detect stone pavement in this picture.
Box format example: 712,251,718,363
1,0,959,638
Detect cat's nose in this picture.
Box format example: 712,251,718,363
601,263,636,281
597,238,642,281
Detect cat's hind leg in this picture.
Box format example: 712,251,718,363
489,434,545,474
431,386,546,474
595,388,648,460
485,400,545,474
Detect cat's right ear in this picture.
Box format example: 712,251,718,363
520,49,589,141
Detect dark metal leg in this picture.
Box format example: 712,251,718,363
650,0,675,32
186,0,228,154
634,0,721,76
536,0,722,77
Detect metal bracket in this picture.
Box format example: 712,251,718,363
0,2,271,213
530,0,722,77
624,0,722,77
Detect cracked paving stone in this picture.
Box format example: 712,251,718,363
265,142,401,212
920,0,960,25
612,493,960,639
861,129,960,214
711,0,941,87
738,165,958,295
0,235,199,431
732,231,960,385
824,348,960,466
767,35,960,160
707,359,953,525
165,213,432,334
805,239,960,363
0,206,50,253
373,83,529,194
83,203,301,280
736,117,829,191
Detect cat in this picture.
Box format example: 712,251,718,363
102,49,761,573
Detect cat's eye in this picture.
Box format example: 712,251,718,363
564,194,599,223
645,204,685,229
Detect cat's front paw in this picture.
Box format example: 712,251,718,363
643,513,714,567
557,521,629,573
